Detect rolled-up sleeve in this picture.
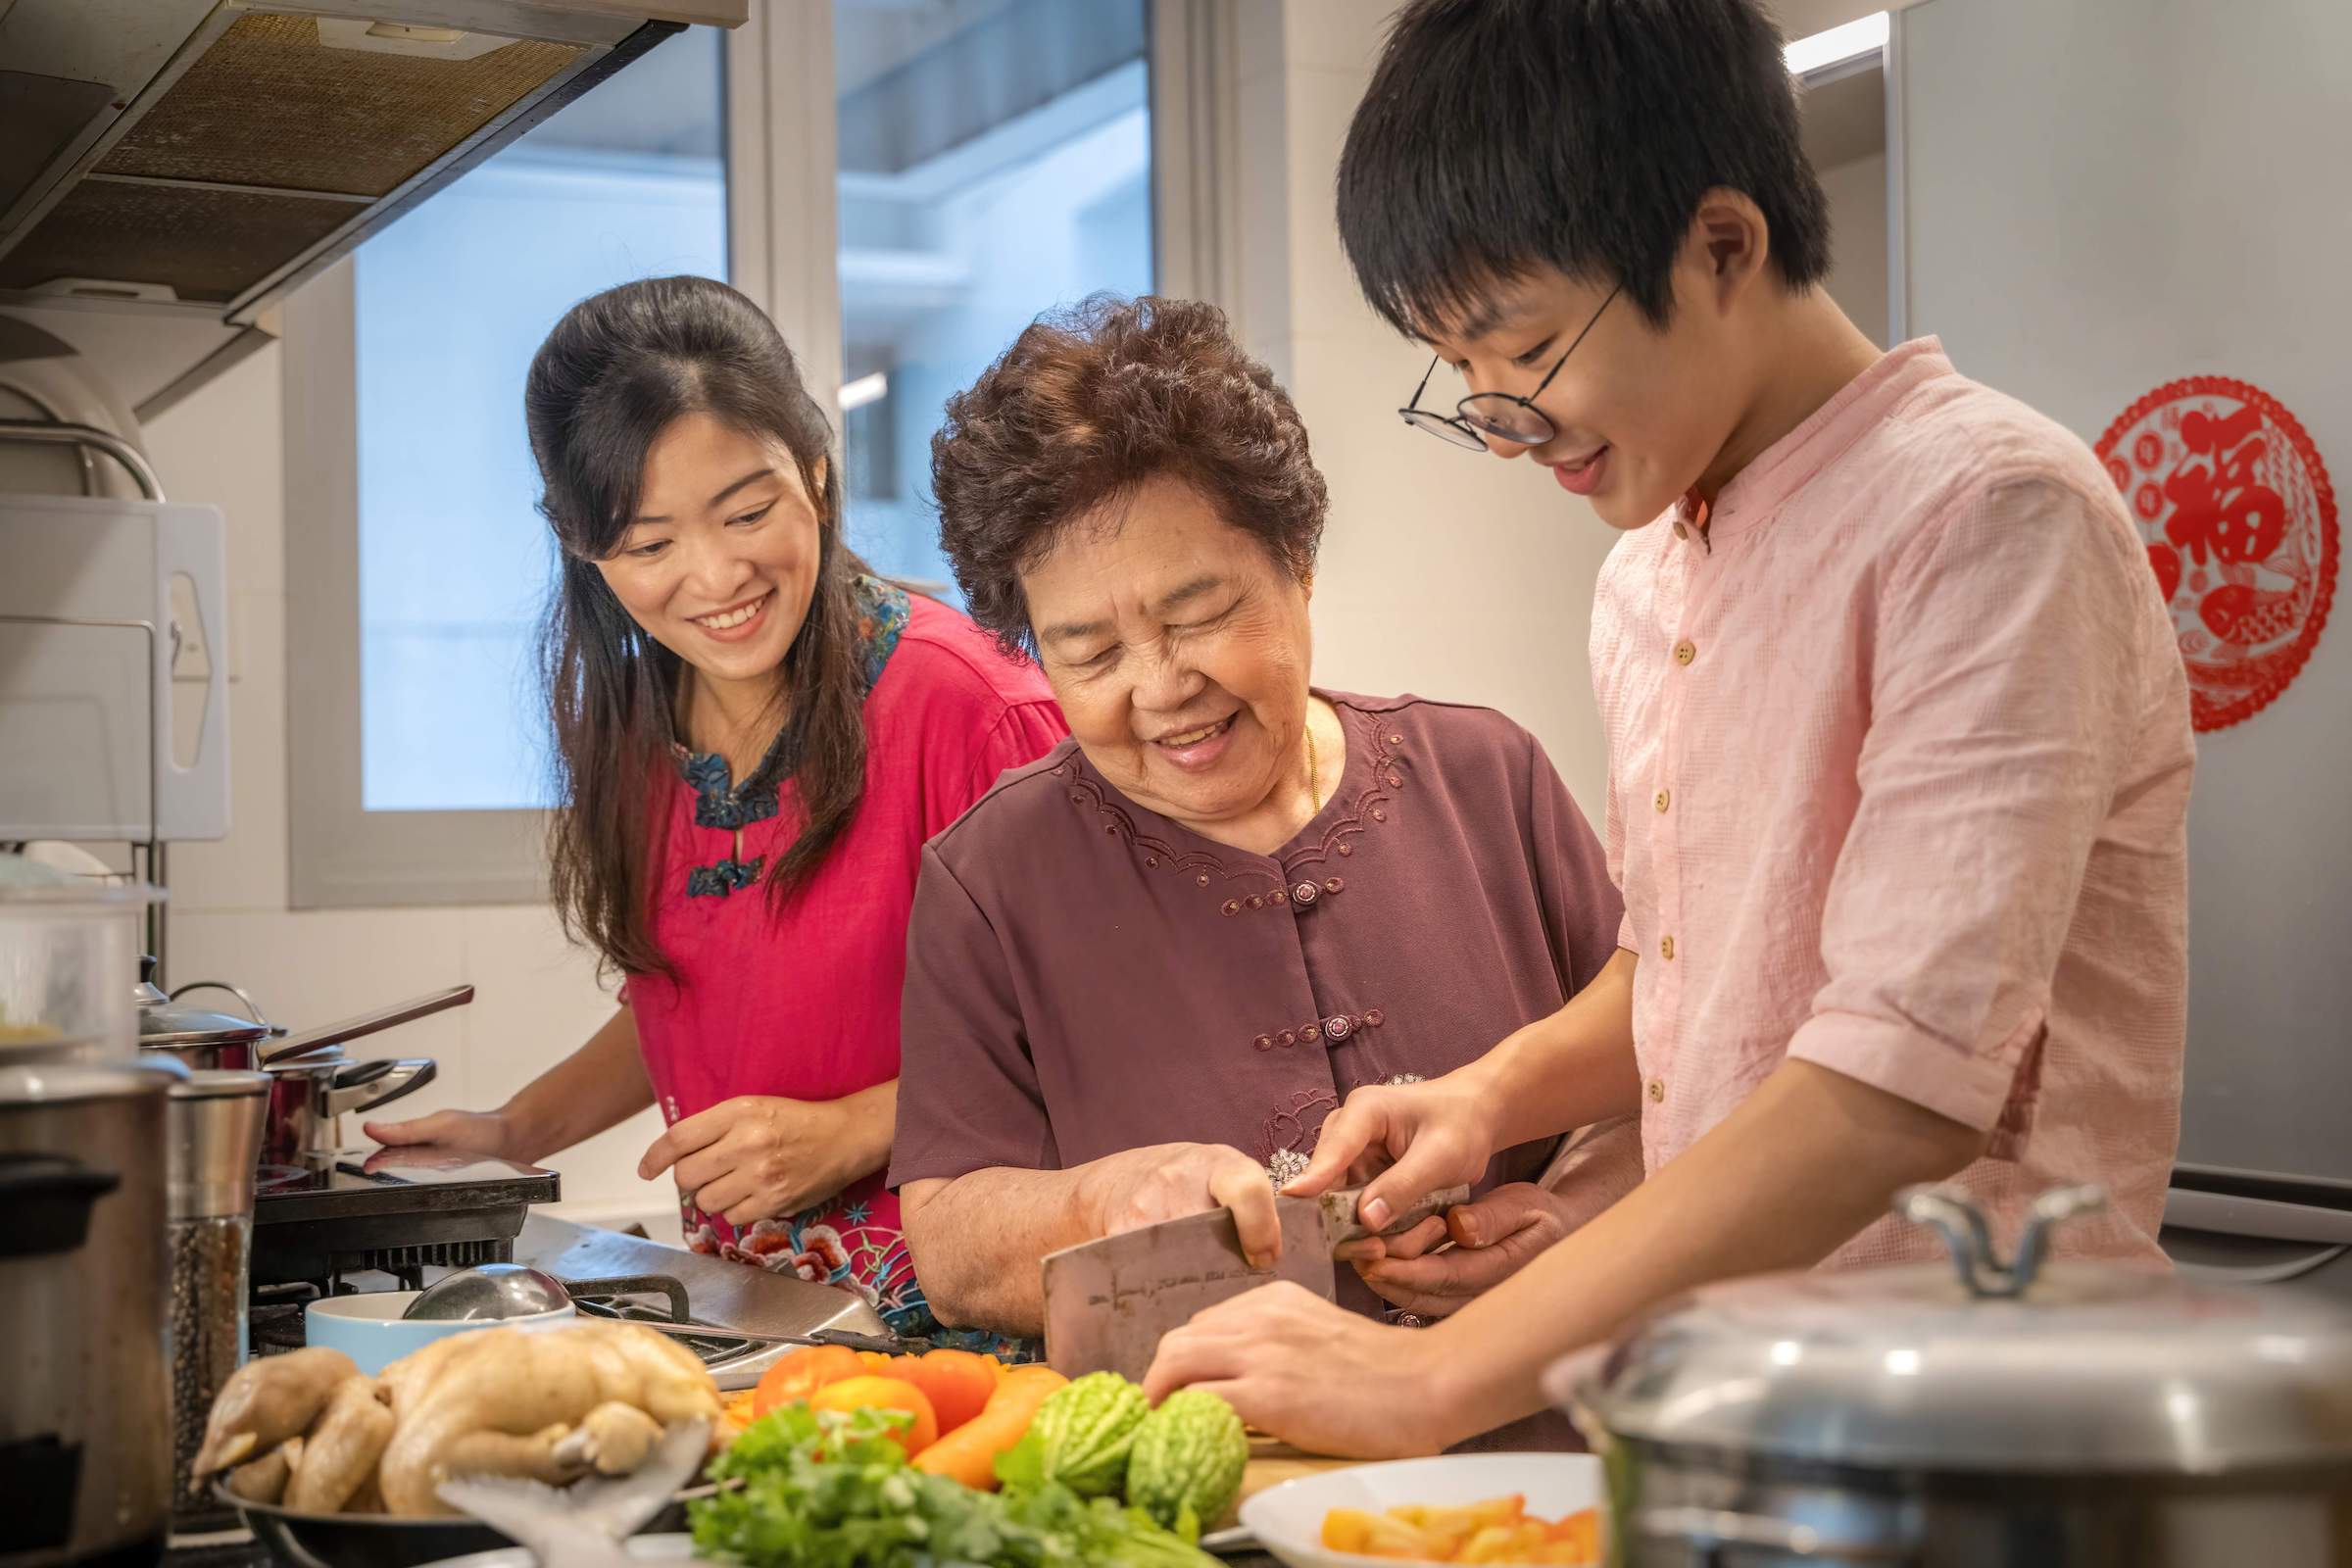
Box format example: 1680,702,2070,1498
888,844,1058,1188
1787,476,2150,1149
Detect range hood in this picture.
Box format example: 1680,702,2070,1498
0,0,743,416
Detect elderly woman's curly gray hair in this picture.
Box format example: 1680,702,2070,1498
929,294,1329,656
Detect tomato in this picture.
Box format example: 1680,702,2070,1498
809,1374,941,1456
886,1350,1000,1437
751,1344,864,1417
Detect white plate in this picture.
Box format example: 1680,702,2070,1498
1239,1452,1604,1568
417,1533,698,1567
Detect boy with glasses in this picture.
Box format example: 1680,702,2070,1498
1143,0,2191,1456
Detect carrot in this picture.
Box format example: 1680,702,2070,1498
909,1364,1067,1490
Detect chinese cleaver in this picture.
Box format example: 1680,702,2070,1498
1040,1184,1470,1382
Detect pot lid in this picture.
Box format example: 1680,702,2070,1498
0,1056,184,1106
1559,1185,2352,1476
132,957,271,1049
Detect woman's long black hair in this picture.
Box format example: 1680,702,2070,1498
526,274,875,978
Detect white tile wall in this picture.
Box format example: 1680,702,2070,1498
139,344,666,1230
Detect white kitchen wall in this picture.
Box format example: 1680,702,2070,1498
1819,151,1889,347
140,345,668,1230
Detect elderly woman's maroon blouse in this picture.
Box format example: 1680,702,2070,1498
890,691,1626,1317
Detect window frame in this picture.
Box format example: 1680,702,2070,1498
285,0,1229,907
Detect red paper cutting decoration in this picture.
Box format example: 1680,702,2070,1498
2096,376,2338,732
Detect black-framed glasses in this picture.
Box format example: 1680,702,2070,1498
1398,283,1622,452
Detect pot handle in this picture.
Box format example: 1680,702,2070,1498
1634,1506,1914,1563
166,977,277,1033
327,1056,438,1117
0,1154,122,1259
1893,1182,2105,1299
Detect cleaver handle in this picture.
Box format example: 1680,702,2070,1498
1319,1184,1472,1250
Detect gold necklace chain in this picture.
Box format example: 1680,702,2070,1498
1305,710,1321,806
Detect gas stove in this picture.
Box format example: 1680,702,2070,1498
245,1183,910,1390
249,1146,561,1294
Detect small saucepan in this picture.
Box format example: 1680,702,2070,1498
262,1049,439,1164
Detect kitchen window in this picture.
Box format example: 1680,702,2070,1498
286,3,1229,906
832,0,1155,587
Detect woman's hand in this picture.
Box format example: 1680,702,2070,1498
365,1107,520,1159
1281,1073,1504,1234
1078,1142,1285,1268
638,1092,889,1227
1351,1183,1575,1317
1143,1282,1465,1458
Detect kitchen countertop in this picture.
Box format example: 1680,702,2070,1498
168,1528,1286,1566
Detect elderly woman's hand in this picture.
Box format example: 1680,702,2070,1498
1349,1183,1573,1317
1079,1142,1286,1267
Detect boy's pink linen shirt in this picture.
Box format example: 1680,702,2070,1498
1590,338,2193,1267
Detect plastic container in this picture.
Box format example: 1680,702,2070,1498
0,882,156,1064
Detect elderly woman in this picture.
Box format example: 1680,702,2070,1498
892,296,1641,1336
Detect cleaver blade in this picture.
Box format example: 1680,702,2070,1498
1039,1184,1468,1382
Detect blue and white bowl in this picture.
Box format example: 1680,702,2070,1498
304,1289,573,1375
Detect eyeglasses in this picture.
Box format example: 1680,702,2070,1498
1398,284,1622,452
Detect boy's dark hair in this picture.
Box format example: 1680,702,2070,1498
1337,0,1832,334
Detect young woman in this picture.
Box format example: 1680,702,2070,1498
370,275,1066,1346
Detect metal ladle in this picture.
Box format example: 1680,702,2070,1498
402,1262,572,1321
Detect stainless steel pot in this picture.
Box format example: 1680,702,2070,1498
0,1057,177,1567
261,1048,436,1163
1554,1186,2352,1567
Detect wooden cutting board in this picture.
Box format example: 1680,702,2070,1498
1236,1434,1357,1505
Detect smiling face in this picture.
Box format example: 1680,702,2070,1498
1419,200,1767,531
592,411,823,696
1020,475,1316,838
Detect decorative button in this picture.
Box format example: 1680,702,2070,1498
1292,881,1320,906
1197,873,1212,888
1386,772,1402,787
1247,895,1264,909
1278,1030,1297,1047
1338,842,1353,857
1105,823,1119,834
1253,1035,1274,1052
1660,934,1676,960
1647,1078,1666,1102
1270,887,1290,905
1372,808,1387,822
1221,899,1241,917
1069,791,1087,805
1364,1007,1385,1027
1673,639,1697,666
1388,734,1403,746
1653,788,1671,812
1323,877,1345,895
1145,856,1158,868
1300,1023,1323,1044
1325,1014,1355,1042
